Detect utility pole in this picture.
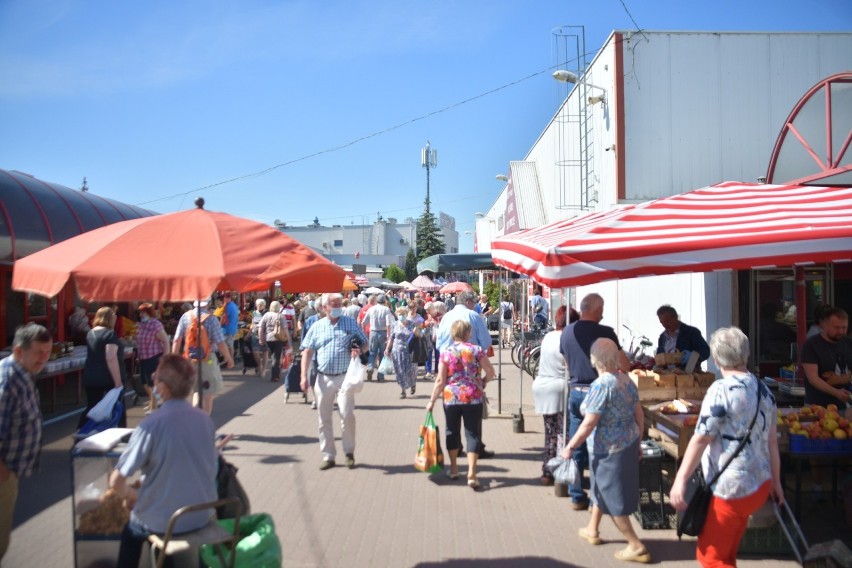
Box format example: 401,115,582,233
421,141,437,214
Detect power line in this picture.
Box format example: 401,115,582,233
617,0,649,42
135,49,604,208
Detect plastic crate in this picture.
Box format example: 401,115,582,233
788,435,852,455
737,523,793,556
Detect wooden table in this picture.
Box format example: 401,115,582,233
643,404,698,462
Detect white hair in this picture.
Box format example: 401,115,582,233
269,300,282,313
255,298,267,310
321,293,343,307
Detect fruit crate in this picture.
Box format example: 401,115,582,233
788,436,852,456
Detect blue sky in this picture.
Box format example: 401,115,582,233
2,0,850,252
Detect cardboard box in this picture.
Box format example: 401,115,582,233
678,386,708,400
676,374,695,388
639,387,678,402
656,373,677,388
630,370,658,389
693,372,716,387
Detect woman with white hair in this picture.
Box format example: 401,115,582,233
670,327,782,567
562,337,649,563
259,300,292,383
250,298,268,377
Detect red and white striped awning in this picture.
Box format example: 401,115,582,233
411,274,441,291
491,182,852,288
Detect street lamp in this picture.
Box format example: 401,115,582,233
496,174,509,182
552,69,608,96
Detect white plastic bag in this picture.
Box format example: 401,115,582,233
378,355,395,375
546,456,581,487
86,387,124,422
341,357,366,394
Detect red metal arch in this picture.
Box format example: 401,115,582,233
766,72,852,185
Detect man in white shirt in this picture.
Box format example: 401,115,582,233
365,295,395,382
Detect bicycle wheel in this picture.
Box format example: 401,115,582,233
525,347,541,375
511,342,524,368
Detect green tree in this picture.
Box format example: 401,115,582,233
415,197,445,261
383,263,406,283
404,249,418,280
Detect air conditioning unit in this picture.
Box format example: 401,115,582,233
400,238,407,244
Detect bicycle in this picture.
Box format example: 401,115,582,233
511,324,550,370
622,324,654,367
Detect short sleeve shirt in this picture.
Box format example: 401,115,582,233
581,372,640,454
801,334,852,408
439,342,486,406
695,373,776,500
174,309,225,354
300,316,368,375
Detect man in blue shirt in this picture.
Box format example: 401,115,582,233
560,293,630,510
0,323,51,562
109,354,218,568
220,292,240,361
300,293,368,470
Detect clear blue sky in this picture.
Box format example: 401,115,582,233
2,1,850,252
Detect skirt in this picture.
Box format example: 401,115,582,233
589,437,640,516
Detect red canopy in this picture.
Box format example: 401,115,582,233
12,204,346,301
491,182,852,288
411,274,440,291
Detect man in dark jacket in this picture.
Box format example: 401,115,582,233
655,305,710,369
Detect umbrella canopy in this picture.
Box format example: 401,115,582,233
12,201,347,301
416,252,497,273
363,286,384,295
439,281,473,294
491,182,852,288
342,277,358,291
411,274,440,291
398,280,418,292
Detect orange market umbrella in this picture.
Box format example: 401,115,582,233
12,199,346,301
342,277,358,291
439,281,473,294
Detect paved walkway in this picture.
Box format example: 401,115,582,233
6,348,823,567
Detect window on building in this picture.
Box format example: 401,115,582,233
334,239,343,247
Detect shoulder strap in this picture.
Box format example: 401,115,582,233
706,378,762,487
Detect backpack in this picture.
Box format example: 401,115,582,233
184,313,212,361
503,302,512,320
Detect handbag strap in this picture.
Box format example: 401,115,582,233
706,377,762,487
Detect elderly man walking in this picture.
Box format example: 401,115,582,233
365,294,394,382
560,293,630,511
301,293,368,470
0,323,52,561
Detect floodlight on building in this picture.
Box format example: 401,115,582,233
552,69,607,95
495,174,509,182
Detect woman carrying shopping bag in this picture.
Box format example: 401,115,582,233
425,320,495,489
387,307,416,399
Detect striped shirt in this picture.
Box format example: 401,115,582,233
0,356,43,476
300,316,367,375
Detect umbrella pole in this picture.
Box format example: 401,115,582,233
196,300,203,409
497,269,503,415
513,283,526,433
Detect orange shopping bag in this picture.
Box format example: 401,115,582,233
414,411,444,474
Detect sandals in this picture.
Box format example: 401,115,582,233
467,478,480,490
446,470,459,480
614,547,651,564
578,527,602,545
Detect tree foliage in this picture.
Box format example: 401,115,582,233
416,198,445,261
404,249,418,280
383,263,406,283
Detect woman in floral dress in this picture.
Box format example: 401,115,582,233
426,320,495,489
387,307,416,398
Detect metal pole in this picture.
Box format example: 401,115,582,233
196,300,203,409
497,269,503,414
513,282,527,433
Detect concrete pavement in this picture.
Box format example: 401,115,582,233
6,348,829,567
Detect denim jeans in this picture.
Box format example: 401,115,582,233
117,518,176,568
369,332,388,380
568,387,589,503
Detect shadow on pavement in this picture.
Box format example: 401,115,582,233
414,558,580,567
229,434,316,445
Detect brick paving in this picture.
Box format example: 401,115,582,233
6,348,831,567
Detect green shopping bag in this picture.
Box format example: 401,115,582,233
200,513,282,568
414,411,444,474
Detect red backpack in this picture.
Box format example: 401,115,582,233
184,313,212,361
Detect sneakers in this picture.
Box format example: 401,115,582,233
319,460,336,471
345,454,355,469
311,400,317,409
410,385,416,395
571,499,590,511
400,391,406,399
366,369,373,382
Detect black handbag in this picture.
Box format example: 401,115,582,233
677,380,762,538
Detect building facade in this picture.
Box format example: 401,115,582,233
476,30,852,370
279,213,459,273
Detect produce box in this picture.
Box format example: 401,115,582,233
738,523,793,556
676,374,695,388
788,435,852,455
629,370,658,389
639,388,678,402
693,372,716,387
678,386,708,400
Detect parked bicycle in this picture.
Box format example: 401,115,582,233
622,324,654,368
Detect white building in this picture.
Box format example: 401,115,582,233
279,213,459,273
476,30,852,369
